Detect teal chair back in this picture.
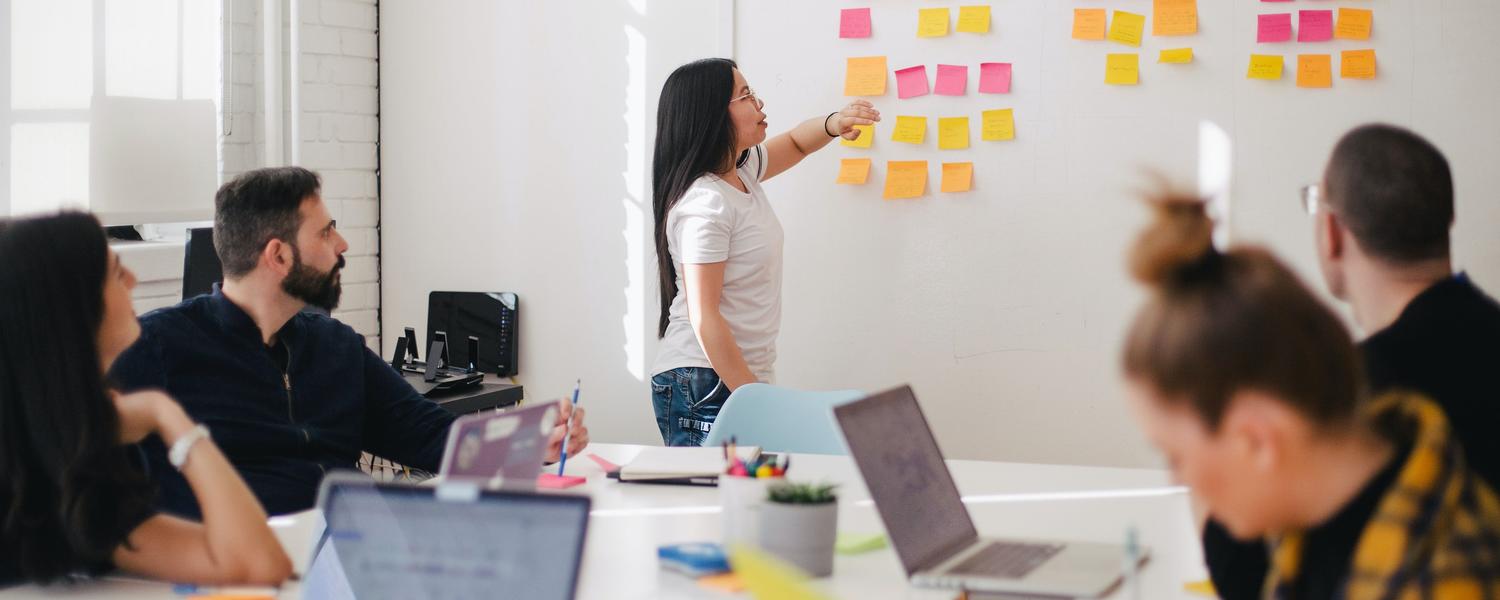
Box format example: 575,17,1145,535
702,383,865,455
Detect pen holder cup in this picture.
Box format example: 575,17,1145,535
720,475,771,547
758,499,838,577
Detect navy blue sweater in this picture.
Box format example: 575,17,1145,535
110,291,455,517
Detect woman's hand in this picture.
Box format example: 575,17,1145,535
832,100,881,140
113,390,191,445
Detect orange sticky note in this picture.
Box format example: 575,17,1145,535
1335,8,1372,40
938,117,970,150
1247,54,1284,80
1105,53,1140,85
941,162,974,193
1297,54,1332,88
1072,8,1107,40
841,124,874,148
1108,11,1146,47
957,6,991,33
884,161,928,199
918,8,950,37
1153,0,1197,36
891,116,927,144
844,56,888,96
836,158,872,184
981,108,1015,141
1341,49,1377,79
698,573,747,594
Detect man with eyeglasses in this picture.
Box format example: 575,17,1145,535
1201,124,1500,600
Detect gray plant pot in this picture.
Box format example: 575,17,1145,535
757,500,838,577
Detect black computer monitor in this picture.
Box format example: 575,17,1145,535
427,292,519,377
182,227,222,300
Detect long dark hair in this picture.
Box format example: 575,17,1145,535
0,212,155,582
652,58,746,338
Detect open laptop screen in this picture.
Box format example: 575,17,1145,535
834,385,979,575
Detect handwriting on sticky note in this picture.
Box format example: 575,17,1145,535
1335,8,1372,40
1340,49,1376,79
840,8,872,39
1108,11,1146,47
884,161,928,199
938,117,970,150
1159,48,1193,63
1153,0,1197,36
1105,53,1140,85
957,6,991,33
844,56,887,96
981,109,1015,141
841,124,874,148
935,64,968,96
891,116,927,144
941,162,974,193
895,65,930,99
1258,13,1292,43
1247,54,1284,80
1297,54,1332,88
1298,10,1332,42
918,8,950,37
836,158,873,184
1073,8,1107,40
978,62,1012,94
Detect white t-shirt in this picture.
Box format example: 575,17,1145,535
652,145,784,382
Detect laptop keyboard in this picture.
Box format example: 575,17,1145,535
947,541,1066,579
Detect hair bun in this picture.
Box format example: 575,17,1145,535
1128,195,1216,287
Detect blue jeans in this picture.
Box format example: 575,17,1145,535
651,367,730,447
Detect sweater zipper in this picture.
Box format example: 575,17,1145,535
281,341,306,444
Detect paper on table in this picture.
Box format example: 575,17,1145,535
918,7,950,37
981,108,1015,141
841,124,875,148
941,162,974,192
1072,8,1107,40
1297,54,1332,88
884,161,928,199
618,446,760,481
1108,11,1145,46
891,116,927,144
978,62,1012,93
957,5,991,33
1335,8,1372,40
895,65,930,98
935,64,968,96
1257,13,1292,43
1152,0,1197,36
1298,10,1333,42
938,117,970,150
1340,49,1376,79
836,158,873,184
840,8,872,38
1159,48,1193,63
1105,53,1140,85
1247,54,1284,80
844,56,888,96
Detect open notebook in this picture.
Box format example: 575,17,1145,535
615,446,761,482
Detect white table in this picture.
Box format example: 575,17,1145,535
1,443,1207,599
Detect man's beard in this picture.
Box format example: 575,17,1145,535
282,246,344,311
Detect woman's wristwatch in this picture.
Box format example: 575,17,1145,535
168,424,211,471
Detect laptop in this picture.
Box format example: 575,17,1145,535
439,401,558,490
300,473,591,600
833,385,1139,598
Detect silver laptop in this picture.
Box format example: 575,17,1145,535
834,385,1140,598
300,473,591,600
438,401,558,490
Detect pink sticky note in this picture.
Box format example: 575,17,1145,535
840,8,872,38
934,64,968,96
1298,10,1333,42
537,473,587,489
1257,13,1292,43
586,453,621,472
895,65,930,99
978,62,1012,94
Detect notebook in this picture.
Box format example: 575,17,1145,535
615,446,760,482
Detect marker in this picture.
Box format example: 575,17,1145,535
556,379,580,476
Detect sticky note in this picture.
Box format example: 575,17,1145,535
1159,48,1193,63
1108,11,1146,47
1296,54,1332,88
729,545,833,600
1298,10,1333,42
891,116,927,144
835,533,888,555
1153,0,1198,36
957,6,991,33
836,158,873,184
1105,53,1140,85
938,117,970,150
537,473,586,489
1184,580,1218,597
1247,54,1284,80
698,573,746,594
840,8,872,38
935,64,968,96
1257,14,1292,43
895,65,930,99
981,108,1015,141
884,161,928,199
841,124,874,148
844,56,888,96
1341,49,1377,79
978,62,1012,94
941,162,974,193
1072,8,1107,40
1335,8,1372,40
918,8,950,37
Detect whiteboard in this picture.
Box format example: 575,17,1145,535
735,0,1500,467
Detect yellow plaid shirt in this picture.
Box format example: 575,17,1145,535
1267,392,1500,600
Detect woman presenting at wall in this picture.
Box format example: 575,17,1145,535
650,58,878,446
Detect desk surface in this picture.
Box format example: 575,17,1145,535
1,444,1206,600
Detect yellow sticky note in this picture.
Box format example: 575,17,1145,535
938,117,970,150
1297,54,1332,88
1072,8,1107,40
844,56,888,96
884,161,928,200
981,108,1015,141
891,116,927,144
1159,48,1193,64
918,8,950,37
1247,54,1284,80
1335,8,1372,40
1153,0,1197,36
1341,49,1377,80
728,545,833,600
841,124,874,148
1108,11,1145,47
957,6,991,33
1105,53,1140,85
836,158,872,184
941,162,974,193
1184,579,1217,597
